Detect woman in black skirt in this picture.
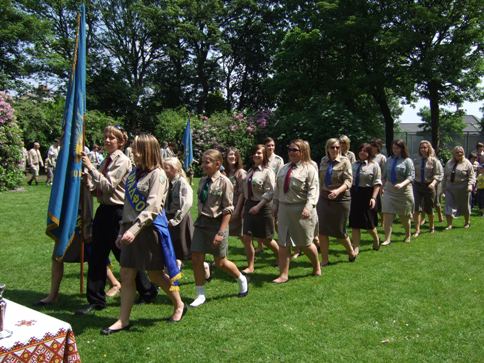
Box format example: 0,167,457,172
349,143,382,253
241,144,279,273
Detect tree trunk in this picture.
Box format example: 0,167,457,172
428,80,440,155
372,87,395,155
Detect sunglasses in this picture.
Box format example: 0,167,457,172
288,147,300,152
330,146,340,150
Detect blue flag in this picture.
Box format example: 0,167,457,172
46,5,86,260
182,118,193,170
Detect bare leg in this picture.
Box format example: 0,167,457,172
340,236,357,261
106,265,121,297
368,228,380,250
302,243,320,276
351,228,361,255
148,271,184,321
39,259,64,303
242,235,255,273
436,205,443,222
413,212,421,237
464,213,470,228
262,238,279,258
428,213,435,232
191,252,206,287
273,245,290,283
214,256,241,278
107,267,137,330
319,234,330,265
382,213,394,245
445,214,453,229
400,214,411,242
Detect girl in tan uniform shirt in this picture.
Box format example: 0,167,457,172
102,134,185,334
273,139,320,283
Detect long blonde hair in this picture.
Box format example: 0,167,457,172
419,140,436,158
163,157,187,178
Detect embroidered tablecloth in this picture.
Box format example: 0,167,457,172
0,299,81,362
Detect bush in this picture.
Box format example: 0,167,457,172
0,92,24,191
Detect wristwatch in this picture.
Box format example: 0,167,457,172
216,231,225,237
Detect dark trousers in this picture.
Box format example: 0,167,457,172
87,204,158,307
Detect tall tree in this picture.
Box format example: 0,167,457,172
404,0,483,154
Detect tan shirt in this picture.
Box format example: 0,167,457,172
342,150,356,164
227,168,247,210
374,153,387,172
197,170,234,218
274,161,319,210
413,156,443,184
243,165,275,202
88,149,130,206
165,174,193,226
120,167,168,237
443,159,476,189
352,160,382,187
268,153,284,176
319,155,353,193
28,148,43,167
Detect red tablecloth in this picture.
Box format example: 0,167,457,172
0,299,81,363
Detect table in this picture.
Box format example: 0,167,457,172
0,299,81,363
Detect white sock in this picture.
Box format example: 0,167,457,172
237,274,248,294
190,286,206,307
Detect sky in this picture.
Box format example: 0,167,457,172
400,100,483,123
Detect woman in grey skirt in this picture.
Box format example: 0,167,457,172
318,138,357,266
412,140,443,236
241,144,279,273
381,139,415,245
443,146,476,230
273,139,320,283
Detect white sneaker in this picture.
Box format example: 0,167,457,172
190,295,206,307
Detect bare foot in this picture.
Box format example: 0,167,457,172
170,303,186,322
312,268,321,276
242,267,254,274
272,276,288,284
106,284,121,297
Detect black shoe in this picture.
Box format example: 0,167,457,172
75,304,104,316
100,324,131,335
167,304,188,323
238,286,249,298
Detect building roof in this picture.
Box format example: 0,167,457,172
398,115,481,134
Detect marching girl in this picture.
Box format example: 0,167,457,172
102,134,185,334
241,144,279,273
412,140,443,236
162,157,194,269
190,149,248,307
223,148,247,244
273,139,320,283
349,143,382,253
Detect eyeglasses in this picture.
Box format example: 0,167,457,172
288,147,300,152
330,146,340,150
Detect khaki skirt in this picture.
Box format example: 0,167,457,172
243,200,274,239
382,181,414,216
167,213,193,261
277,202,316,247
445,183,471,216
317,192,350,239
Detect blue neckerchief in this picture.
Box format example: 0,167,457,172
354,162,363,189
420,158,426,183
324,160,334,187
390,157,398,184
125,168,181,290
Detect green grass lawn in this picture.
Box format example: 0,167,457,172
1,178,483,362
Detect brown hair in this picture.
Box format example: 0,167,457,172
223,147,244,171
132,134,162,171
289,138,310,163
357,143,375,161
250,144,269,167
392,139,409,159
104,125,128,149
370,138,384,153
264,137,275,145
